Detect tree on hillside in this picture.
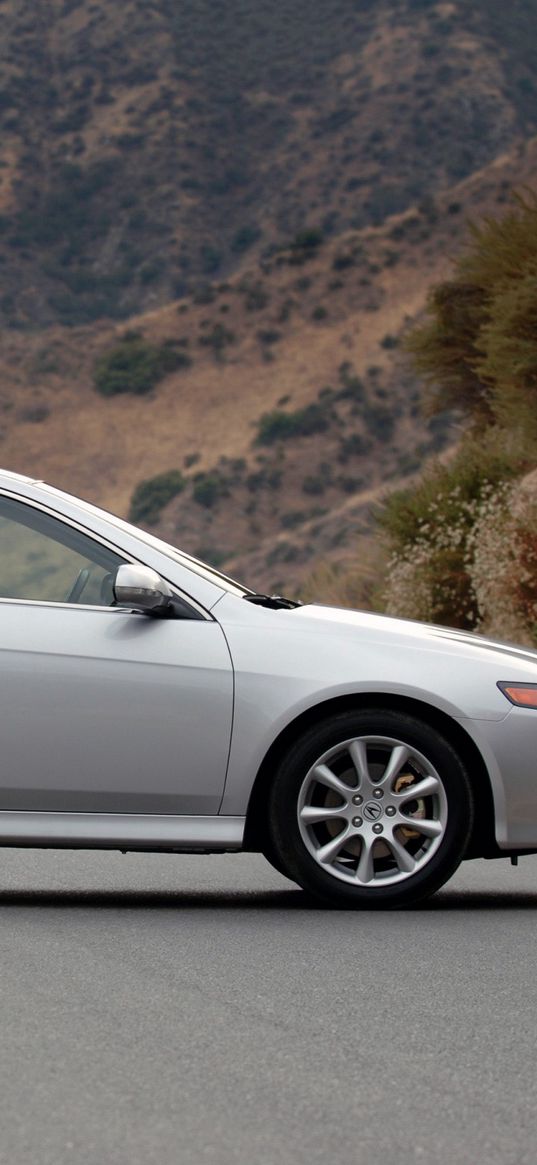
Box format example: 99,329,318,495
476,270,537,433
405,193,537,440
406,281,492,423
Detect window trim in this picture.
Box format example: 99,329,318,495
0,490,211,622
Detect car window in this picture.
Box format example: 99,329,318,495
0,496,125,605
40,483,251,597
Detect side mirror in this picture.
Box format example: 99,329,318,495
113,563,173,613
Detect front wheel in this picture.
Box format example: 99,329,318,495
267,710,473,908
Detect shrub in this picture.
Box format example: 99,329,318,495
280,510,307,529
200,244,222,275
302,474,326,496
246,468,282,492
255,402,330,445
379,436,524,628
192,473,227,508
383,250,400,268
364,405,395,442
94,334,191,397
192,285,216,305
257,329,281,346
244,284,269,312
338,475,365,494
129,470,185,524
338,433,370,461
277,297,295,322
231,225,261,253
468,474,537,644
332,252,355,271
198,324,236,358
291,228,324,254
337,375,365,403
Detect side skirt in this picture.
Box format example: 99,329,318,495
0,812,245,852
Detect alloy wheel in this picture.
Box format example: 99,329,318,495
297,735,448,888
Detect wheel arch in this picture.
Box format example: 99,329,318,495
243,692,496,858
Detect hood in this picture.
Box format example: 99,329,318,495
292,603,537,670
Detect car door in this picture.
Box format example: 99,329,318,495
0,494,233,815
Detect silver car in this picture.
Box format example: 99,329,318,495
0,467,536,907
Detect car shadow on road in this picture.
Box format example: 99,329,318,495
0,886,536,911
419,888,537,910
0,887,313,911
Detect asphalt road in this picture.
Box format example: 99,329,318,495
1,849,536,1165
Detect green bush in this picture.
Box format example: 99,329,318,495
192,473,227,508
364,405,395,442
338,475,365,494
255,402,329,445
289,228,324,258
338,433,371,461
246,468,282,492
244,284,269,312
129,470,185,524
192,285,216,305
277,297,295,322
332,252,355,271
257,329,281,346
198,324,236,358
231,225,261,253
94,333,191,397
337,374,365,403
280,510,307,529
302,474,326,496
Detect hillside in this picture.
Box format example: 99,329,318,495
1,0,537,594
2,136,537,592
1,0,537,326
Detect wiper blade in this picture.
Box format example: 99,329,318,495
243,592,303,610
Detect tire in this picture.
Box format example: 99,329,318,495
261,840,292,880
267,709,474,909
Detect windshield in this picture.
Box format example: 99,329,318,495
40,483,252,598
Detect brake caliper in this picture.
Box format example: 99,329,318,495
395,772,426,839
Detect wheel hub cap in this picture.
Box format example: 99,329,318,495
363,801,383,822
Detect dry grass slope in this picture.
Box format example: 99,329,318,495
1,138,537,591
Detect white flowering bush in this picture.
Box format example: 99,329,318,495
379,438,526,632
382,467,537,645
383,483,481,628
469,472,537,645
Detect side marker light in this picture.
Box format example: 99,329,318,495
498,682,537,708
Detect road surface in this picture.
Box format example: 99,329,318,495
0,849,536,1164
